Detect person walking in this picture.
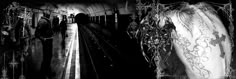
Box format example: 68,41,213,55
35,11,54,79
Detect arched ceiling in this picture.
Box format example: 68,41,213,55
1,0,136,16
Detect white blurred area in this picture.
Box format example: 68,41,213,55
38,2,135,18
38,3,83,23
64,23,80,79
40,3,83,15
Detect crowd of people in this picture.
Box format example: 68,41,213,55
0,3,78,78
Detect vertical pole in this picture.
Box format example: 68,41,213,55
98,15,100,24
102,4,107,26
115,9,118,30
104,13,107,26
93,16,95,22
95,16,97,23
92,16,94,22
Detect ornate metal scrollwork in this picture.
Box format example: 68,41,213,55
127,0,235,79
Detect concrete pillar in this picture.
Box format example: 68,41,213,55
104,14,107,26
115,13,118,30
98,16,100,24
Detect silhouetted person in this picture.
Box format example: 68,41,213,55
60,15,67,56
52,16,59,34
35,11,53,79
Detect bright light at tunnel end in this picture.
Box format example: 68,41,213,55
66,8,81,15
41,3,84,16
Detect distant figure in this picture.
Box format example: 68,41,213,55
52,16,59,34
35,11,54,79
69,14,75,23
60,15,67,53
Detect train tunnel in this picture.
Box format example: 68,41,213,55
0,0,235,79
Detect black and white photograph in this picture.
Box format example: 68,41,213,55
0,0,235,79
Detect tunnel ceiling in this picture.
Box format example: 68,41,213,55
1,0,136,16
6,0,229,16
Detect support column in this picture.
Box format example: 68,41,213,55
95,16,97,23
104,14,107,26
114,10,118,30
98,15,100,24
92,16,94,22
